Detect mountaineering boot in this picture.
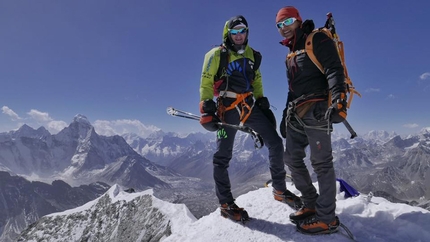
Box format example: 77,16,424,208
273,189,303,210
220,202,250,223
289,206,316,224
297,215,340,235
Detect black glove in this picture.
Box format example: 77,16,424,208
200,113,221,131
200,99,217,113
255,97,276,129
280,107,288,138
255,97,270,110
199,99,220,132
325,96,347,124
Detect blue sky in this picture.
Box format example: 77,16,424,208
0,0,429,136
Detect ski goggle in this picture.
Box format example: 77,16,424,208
229,28,248,35
276,17,297,28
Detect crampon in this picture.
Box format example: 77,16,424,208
220,203,250,224
273,189,303,210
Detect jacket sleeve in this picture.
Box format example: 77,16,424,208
252,68,263,99
200,48,219,101
251,50,263,99
313,32,346,100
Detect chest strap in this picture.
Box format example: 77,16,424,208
287,49,305,60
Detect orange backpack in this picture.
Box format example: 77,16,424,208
304,13,361,109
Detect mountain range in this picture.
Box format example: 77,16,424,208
125,127,430,208
0,115,214,241
0,115,429,241
0,115,175,190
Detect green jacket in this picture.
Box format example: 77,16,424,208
199,21,263,101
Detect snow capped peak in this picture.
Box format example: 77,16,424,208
105,184,151,202
366,130,389,138
12,124,51,139
63,114,95,140
15,124,37,135
419,127,430,134
106,184,153,203
17,124,34,132
36,126,49,133
362,130,397,144
73,114,91,125
18,184,193,242
108,183,121,198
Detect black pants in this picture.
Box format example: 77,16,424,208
284,101,336,224
213,98,286,204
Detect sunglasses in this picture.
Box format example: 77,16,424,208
276,17,297,28
229,28,248,35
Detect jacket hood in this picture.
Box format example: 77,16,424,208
222,15,249,52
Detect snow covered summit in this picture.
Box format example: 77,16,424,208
18,181,430,242
18,184,196,242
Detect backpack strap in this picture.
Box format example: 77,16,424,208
287,49,305,60
216,46,229,80
251,48,262,71
305,29,331,74
213,46,229,97
304,29,335,107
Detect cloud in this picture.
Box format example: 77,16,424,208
47,120,68,133
365,88,380,93
26,109,67,133
419,72,430,92
386,94,395,99
419,72,430,80
2,106,21,120
2,107,158,136
403,123,419,129
27,109,53,122
93,119,160,138
0,108,68,134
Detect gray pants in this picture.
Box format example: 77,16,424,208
284,101,336,224
213,97,286,204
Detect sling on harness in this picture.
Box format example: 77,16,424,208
285,93,329,135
